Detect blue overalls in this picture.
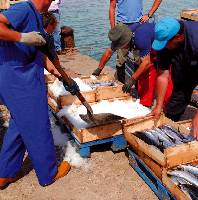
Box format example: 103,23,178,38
0,1,57,186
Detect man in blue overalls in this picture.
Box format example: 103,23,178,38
0,0,75,189
150,17,198,139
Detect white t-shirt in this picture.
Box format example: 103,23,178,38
48,0,61,11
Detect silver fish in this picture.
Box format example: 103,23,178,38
150,129,174,148
160,125,183,145
134,131,163,151
155,128,176,144
181,184,198,200
180,185,193,200
168,170,198,188
144,130,161,144
172,176,192,185
88,81,114,88
179,165,198,177
163,125,195,142
170,176,180,185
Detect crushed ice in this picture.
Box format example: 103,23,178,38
58,99,150,129
49,78,93,97
50,116,91,169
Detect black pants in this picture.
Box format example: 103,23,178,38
164,52,198,121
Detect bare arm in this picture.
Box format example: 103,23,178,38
48,57,75,85
192,110,198,140
109,0,116,28
0,14,21,42
44,57,61,78
122,55,153,93
132,55,151,80
92,48,113,76
149,69,169,118
98,48,113,70
148,0,162,17
140,0,162,23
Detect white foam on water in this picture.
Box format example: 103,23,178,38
58,99,150,129
49,78,92,98
50,117,91,169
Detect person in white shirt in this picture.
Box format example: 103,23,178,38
0,0,10,10
48,0,63,54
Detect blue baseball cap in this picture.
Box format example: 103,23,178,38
152,17,180,51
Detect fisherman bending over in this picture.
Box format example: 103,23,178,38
150,17,198,139
92,23,172,107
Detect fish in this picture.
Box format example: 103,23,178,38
134,124,195,151
180,185,193,200
160,125,183,145
88,81,114,88
168,170,198,188
181,184,198,200
162,125,195,143
149,129,174,148
178,165,198,177
171,176,192,185
170,176,180,185
134,131,163,151
155,128,174,142
182,135,195,143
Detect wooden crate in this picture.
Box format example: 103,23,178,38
48,97,60,113
80,74,115,83
57,75,129,107
62,116,123,143
60,97,135,143
177,119,192,135
180,9,198,21
59,85,130,107
162,162,198,200
130,145,164,180
96,84,129,101
123,114,198,169
45,74,57,84
59,90,96,107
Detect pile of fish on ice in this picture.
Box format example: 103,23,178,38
168,164,198,199
134,125,195,152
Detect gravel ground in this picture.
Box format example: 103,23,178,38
0,148,157,200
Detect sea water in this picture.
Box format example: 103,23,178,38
61,0,198,67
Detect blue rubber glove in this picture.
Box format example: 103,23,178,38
60,78,80,95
